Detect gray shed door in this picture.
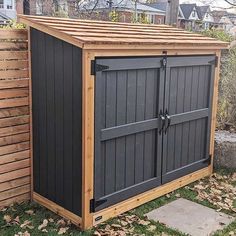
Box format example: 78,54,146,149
162,56,215,183
93,55,215,212
94,57,164,211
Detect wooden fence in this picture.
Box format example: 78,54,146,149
0,29,30,208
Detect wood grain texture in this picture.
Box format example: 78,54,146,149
81,51,95,230
0,29,30,207
33,192,82,226
18,15,228,50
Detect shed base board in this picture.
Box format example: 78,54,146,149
33,192,82,227
92,166,212,226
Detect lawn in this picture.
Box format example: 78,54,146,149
1,168,236,236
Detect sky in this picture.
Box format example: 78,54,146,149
180,0,236,11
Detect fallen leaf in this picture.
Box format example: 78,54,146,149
13,216,20,225
14,231,30,236
3,215,12,223
138,219,150,226
42,229,48,233
1,207,7,212
175,193,181,198
93,231,101,236
147,225,156,231
25,210,34,215
120,220,128,226
166,194,171,198
111,223,122,228
58,227,69,235
20,220,33,229
48,218,54,223
38,219,48,230
56,219,66,227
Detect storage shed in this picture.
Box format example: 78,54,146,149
19,14,228,230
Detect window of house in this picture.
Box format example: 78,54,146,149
36,0,43,15
6,0,13,9
0,0,3,9
206,13,208,18
192,10,196,17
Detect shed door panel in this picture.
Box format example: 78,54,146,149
94,58,164,211
162,56,215,183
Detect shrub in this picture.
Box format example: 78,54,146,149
218,48,236,129
0,20,25,29
201,28,233,42
201,29,236,129
202,29,236,129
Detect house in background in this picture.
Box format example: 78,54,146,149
196,5,214,30
179,3,200,30
219,15,234,32
0,0,16,21
16,0,68,17
16,0,165,24
75,0,166,24
0,11,11,24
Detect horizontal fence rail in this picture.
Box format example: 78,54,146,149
0,29,30,208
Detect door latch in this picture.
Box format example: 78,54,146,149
164,109,171,134
159,110,166,134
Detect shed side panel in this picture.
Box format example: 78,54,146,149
31,28,82,216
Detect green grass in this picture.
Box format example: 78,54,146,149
0,168,236,235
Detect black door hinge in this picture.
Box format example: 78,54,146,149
209,56,218,67
161,57,167,70
91,60,109,75
90,198,107,212
203,155,212,165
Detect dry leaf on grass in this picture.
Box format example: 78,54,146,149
48,218,54,223
42,229,48,233
14,231,30,236
147,225,156,231
13,216,20,225
20,220,34,229
56,219,66,227
166,194,171,198
58,227,69,235
38,219,48,230
192,172,236,212
93,231,101,236
3,215,12,223
138,219,150,226
25,210,34,215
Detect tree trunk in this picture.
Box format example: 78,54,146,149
166,0,179,26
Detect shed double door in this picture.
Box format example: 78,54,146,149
93,55,215,212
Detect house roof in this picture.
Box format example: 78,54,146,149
0,12,11,21
83,0,165,14
18,14,228,50
145,2,167,12
180,4,197,20
196,5,209,19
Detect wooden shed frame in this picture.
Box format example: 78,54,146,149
19,14,227,230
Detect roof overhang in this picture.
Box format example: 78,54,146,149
18,14,229,50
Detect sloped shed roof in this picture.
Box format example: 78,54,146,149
18,15,228,50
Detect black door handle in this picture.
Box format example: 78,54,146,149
164,110,171,134
159,110,166,134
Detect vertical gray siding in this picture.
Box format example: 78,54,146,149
94,58,163,211
162,61,214,183
31,29,82,216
